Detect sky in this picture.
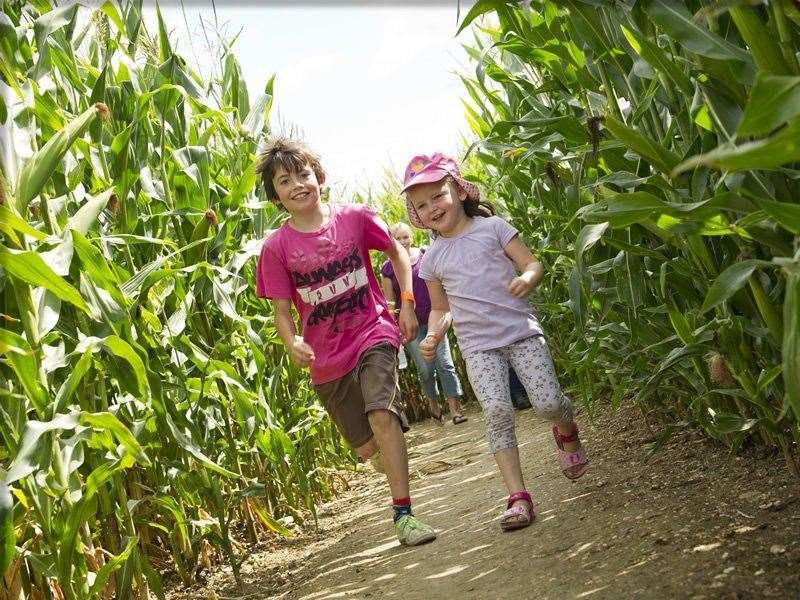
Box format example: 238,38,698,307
144,2,478,196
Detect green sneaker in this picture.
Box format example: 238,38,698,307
395,514,437,546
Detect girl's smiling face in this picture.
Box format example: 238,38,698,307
271,163,323,213
407,177,467,236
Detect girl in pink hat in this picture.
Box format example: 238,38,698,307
402,152,588,532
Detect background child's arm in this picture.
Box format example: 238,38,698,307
272,298,315,367
380,276,398,318
385,239,419,343
504,236,544,298
420,279,451,361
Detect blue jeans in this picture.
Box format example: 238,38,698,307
404,325,463,401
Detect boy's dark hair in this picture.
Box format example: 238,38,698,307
255,138,326,206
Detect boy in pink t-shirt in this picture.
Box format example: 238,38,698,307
254,138,436,546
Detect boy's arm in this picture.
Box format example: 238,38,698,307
273,298,315,367
419,279,451,361
504,236,544,298
384,238,418,343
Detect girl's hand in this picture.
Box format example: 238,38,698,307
508,275,535,298
419,332,441,362
290,336,316,367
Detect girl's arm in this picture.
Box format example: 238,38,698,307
504,236,544,298
273,298,315,367
384,238,419,343
420,279,451,361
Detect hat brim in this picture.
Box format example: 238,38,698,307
400,168,448,194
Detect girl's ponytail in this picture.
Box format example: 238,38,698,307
463,198,495,219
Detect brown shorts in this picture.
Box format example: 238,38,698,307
313,342,410,449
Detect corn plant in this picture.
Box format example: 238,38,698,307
456,0,799,471
0,2,353,598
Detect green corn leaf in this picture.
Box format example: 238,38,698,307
33,3,78,49
51,349,94,415
242,74,275,138
89,536,138,596
620,25,692,97
67,189,115,235
783,271,800,419
674,118,800,174
728,6,791,76
751,198,800,235
164,414,238,478
0,329,48,416
0,245,93,316
81,412,149,465
14,103,108,214
0,205,48,246
57,482,99,586
642,0,753,65
456,0,506,35
578,192,668,228
71,230,126,306
0,483,15,577
737,73,800,137
101,336,149,397
575,222,608,272
5,412,80,483
707,410,760,435
603,116,680,175
701,259,773,313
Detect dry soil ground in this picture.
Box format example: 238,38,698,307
168,403,799,600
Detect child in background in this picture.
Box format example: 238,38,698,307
254,138,436,546
402,152,588,532
381,222,468,426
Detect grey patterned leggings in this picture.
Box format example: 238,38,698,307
464,335,574,453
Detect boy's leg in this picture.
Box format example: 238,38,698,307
358,343,436,545
367,409,409,498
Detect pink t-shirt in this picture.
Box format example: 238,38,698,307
255,203,401,384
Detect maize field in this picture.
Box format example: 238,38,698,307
0,0,798,598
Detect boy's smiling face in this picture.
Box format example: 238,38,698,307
271,163,324,214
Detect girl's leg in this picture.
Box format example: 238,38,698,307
433,334,466,419
507,336,587,477
404,325,443,418
464,351,529,517
506,335,574,429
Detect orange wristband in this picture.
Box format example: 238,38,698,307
400,290,416,304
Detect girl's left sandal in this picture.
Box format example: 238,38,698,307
553,424,588,480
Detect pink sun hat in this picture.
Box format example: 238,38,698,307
400,152,480,229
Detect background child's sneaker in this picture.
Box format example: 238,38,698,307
395,514,437,546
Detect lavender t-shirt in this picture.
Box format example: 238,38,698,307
418,216,544,356
380,251,433,324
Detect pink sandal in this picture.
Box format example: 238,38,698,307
500,490,534,531
553,424,588,480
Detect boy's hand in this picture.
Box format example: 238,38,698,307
398,303,418,344
419,332,441,362
290,335,315,367
508,274,536,298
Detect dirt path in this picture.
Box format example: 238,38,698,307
174,404,799,600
